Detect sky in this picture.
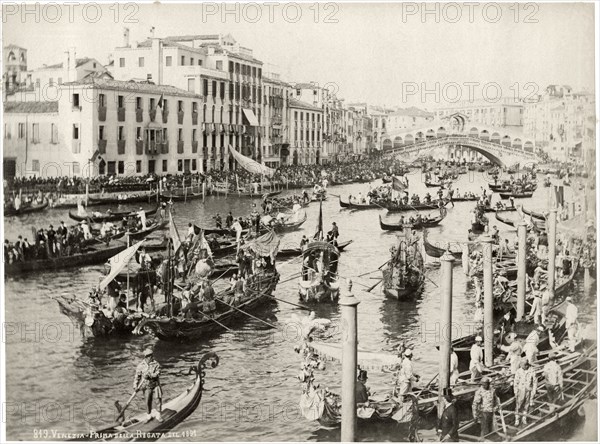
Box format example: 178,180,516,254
2,2,596,109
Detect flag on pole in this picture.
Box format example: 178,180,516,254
314,199,323,241
90,149,100,162
199,230,213,257
392,176,407,192
169,211,181,253
99,241,143,290
157,93,164,109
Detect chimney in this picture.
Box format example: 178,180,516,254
67,47,77,82
123,27,130,47
151,38,163,85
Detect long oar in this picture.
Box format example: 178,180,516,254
366,279,383,292
115,389,139,422
214,296,277,329
267,295,311,310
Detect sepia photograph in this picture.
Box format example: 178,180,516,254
1,1,598,442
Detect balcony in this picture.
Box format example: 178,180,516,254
98,106,107,122
177,141,184,154
192,141,198,153
162,110,169,124
146,142,158,155
136,140,143,155
117,140,126,155
98,139,107,154
117,107,126,122
178,111,184,125
135,109,143,122
149,109,157,122
192,111,198,125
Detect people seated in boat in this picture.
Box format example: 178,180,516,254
424,193,432,204
134,348,163,423
355,369,370,406
408,215,415,224
415,214,423,224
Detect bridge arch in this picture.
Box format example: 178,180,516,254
491,132,501,143
404,134,414,144
480,130,490,141
437,127,447,137
524,141,534,152
393,136,403,149
382,138,393,150
426,129,436,139
501,135,511,147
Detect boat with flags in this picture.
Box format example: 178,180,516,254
134,228,280,341
298,200,340,303
381,232,425,300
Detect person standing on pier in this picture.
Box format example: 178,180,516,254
437,388,459,442
472,377,500,439
469,336,485,381
513,360,537,426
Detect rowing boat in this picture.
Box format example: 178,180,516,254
458,344,596,442
125,220,169,241
4,199,49,217
89,193,157,205
339,196,382,210
278,240,353,259
272,212,307,233
383,200,448,213
422,229,462,259
495,211,546,231
499,191,534,199
379,210,446,231
298,241,340,303
160,189,204,201
237,190,282,199
69,206,158,223
77,353,219,441
522,207,546,220
5,241,127,275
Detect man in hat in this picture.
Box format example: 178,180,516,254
543,355,564,404
470,336,485,381
355,369,370,405
437,388,459,442
396,349,420,396
472,376,500,438
513,360,537,426
529,291,543,325
134,348,163,422
565,297,579,352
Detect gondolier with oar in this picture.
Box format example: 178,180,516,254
133,348,163,423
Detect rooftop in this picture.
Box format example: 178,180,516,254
134,39,208,56
289,98,322,112
36,57,98,71
164,34,222,42
4,44,26,50
389,107,434,118
4,101,58,113
63,78,202,98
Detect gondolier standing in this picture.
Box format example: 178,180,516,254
565,297,579,352
513,360,537,426
470,336,485,381
472,376,500,438
134,348,163,422
543,355,564,404
396,349,420,396
437,388,459,442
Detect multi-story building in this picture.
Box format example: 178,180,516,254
368,106,389,151
110,32,265,171
289,98,324,165
386,107,434,132
3,44,28,93
263,71,291,167
523,85,595,162
434,98,523,129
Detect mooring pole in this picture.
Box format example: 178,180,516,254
438,251,454,419
339,281,359,442
481,235,494,367
516,221,528,321
547,208,558,301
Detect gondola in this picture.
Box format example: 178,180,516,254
135,272,279,341
495,211,546,232
277,240,353,259
422,229,462,259
451,196,480,202
272,212,308,233
89,193,157,205
381,175,392,183
160,189,204,202
5,241,127,275
4,199,49,217
457,345,596,442
76,353,219,442
236,190,281,199
338,196,382,210
424,181,444,188
500,191,535,199
379,210,446,231
298,241,340,303
125,220,169,241
69,206,158,223
382,235,425,300
383,200,447,213
522,207,546,220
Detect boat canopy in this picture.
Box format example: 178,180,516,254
99,241,144,290
242,230,280,260
310,341,401,371
302,241,339,256
228,145,275,177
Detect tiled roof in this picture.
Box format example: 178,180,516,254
164,34,221,42
293,83,319,90
62,78,201,98
289,98,322,112
4,101,58,113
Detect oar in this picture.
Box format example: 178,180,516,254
115,388,139,422
497,405,508,438
214,296,277,329
413,372,438,398
366,279,383,292
267,295,311,310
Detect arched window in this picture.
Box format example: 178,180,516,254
8,51,16,62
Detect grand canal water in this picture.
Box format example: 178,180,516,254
4,171,597,441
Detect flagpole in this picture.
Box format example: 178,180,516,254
126,234,130,311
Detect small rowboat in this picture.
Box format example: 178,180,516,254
499,191,534,199
379,211,446,231
237,190,281,199
160,189,204,201
125,220,169,241
5,241,127,275
4,199,49,217
69,206,158,223
450,196,480,202
338,196,382,210
272,212,307,233
77,353,219,442
424,181,444,188
495,211,546,232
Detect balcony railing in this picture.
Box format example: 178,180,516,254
146,142,159,155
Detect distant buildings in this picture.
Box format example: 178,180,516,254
433,98,523,129
3,44,28,93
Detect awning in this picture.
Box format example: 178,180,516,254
242,108,259,126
